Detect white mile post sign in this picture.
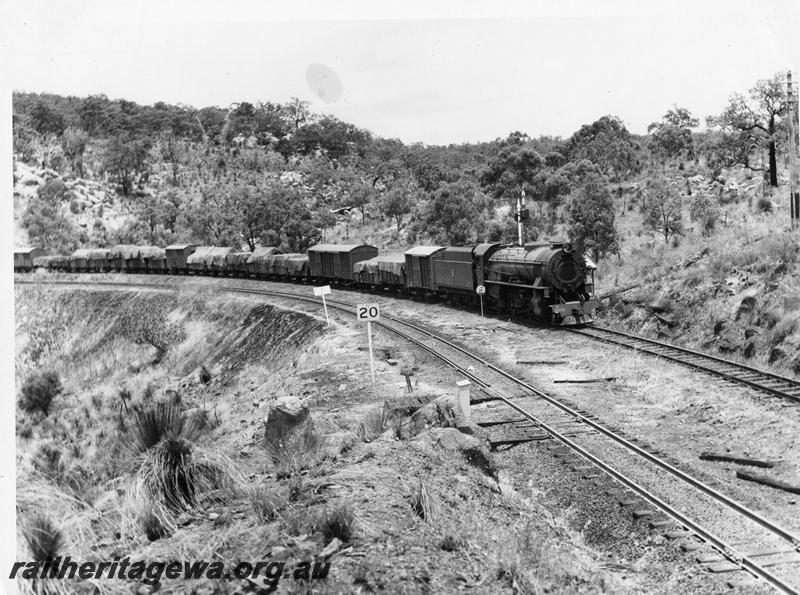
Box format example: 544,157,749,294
313,285,332,326
356,303,380,384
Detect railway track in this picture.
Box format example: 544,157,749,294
17,276,800,594
565,325,800,404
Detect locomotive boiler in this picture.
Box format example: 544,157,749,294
484,242,597,324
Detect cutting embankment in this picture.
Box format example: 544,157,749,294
15,283,639,594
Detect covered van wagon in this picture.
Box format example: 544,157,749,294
69,248,112,273
354,254,406,287
14,247,44,272
187,246,234,275
246,246,284,277
308,244,378,282
433,246,476,294
404,246,445,290
165,244,197,273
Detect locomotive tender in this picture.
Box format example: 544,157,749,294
15,240,597,325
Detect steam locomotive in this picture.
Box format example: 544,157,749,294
15,241,597,325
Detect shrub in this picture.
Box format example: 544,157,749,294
19,370,62,416
757,197,773,213
116,307,184,363
199,365,212,384
23,515,63,562
314,503,355,542
440,534,465,552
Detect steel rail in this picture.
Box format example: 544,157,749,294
225,286,800,550
565,325,800,403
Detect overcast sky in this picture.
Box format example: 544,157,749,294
3,0,799,145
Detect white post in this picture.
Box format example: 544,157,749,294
367,320,375,385
321,295,330,327
456,379,471,420
480,294,484,318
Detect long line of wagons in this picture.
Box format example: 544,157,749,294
15,241,598,324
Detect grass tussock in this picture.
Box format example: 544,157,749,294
22,514,63,562
314,502,356,543
247,483,286,523
355,405,393,443
123,402,242,537
410,481,432,521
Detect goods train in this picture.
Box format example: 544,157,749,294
14,241,598,325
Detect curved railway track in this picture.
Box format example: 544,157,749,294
17,276,800,594
565,325,800,404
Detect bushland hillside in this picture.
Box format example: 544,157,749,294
12,71,800,374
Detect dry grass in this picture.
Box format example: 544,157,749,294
410,480,432,521
355,404,392,442
266,424,327,478
246,483,286,523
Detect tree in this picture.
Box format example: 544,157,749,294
706,73,788,187
158,131,182,185
381,180,418,231
61,127,89,177
566,115,643,198
101,134,152,196
348,182,377,222
688,191,720,236
415,180,492,245
22,193,83,254
648,106,699,165
77,95,110,136
642,177,685,244
480,133,546,205
29,101,65,136
286,97,311,132
566,173,619,262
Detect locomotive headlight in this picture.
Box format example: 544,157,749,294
562,242,573,254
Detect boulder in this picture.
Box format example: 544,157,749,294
713,320,726,335
264,395,311,442
769,348,787,364
407,394,466,437
718,332,741,353
743,341,756,359
744,326,760,339
414,427,496,477
649,299,671,313
736,296,757,320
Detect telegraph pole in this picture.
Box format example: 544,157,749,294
788,71,800,227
